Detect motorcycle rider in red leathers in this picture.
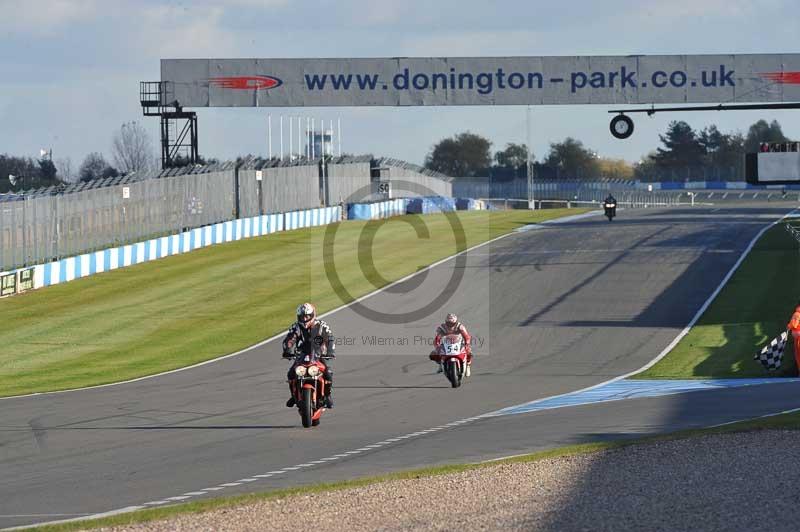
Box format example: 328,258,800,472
283,303,336,408
429,313,473,375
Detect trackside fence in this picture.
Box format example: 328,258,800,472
0,157,453,272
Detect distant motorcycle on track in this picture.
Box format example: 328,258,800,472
603,198,617,221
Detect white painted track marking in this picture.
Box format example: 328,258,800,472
2,507,145,531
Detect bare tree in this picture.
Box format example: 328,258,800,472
55,157,75,183
111,121,155,174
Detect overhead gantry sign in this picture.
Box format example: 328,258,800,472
142,54,800,164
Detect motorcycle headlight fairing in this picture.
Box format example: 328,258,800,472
307,366,320,377
295,366,308,377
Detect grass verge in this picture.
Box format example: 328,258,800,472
25,408,800,531
636,220,800,379
0,209,586,397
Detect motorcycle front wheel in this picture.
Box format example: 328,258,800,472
446,361,462,388
300,387,313,428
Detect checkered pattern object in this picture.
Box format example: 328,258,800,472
754,331,788,371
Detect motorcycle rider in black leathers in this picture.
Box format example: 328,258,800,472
604,193,617,218
282,302,336,409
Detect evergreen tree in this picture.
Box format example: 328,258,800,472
653,121,706,168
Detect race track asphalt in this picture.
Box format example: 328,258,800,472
2,203,798,529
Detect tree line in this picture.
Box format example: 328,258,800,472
0,121,158,194
423,119,791,181
1,117,791,194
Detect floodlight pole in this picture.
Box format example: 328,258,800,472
321,118,328,205
20,187,26,266
10,174,29,266
526,105,535,209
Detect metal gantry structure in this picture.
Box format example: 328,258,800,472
608,102,800,140
140,82,198,168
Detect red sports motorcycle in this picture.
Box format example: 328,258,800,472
439,334,470,388
287,350,330,428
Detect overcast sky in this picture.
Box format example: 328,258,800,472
1,0,799,172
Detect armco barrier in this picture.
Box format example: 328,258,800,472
406,197,457,214
347,199,408,220
635,181,800,191
726,182,749,190
658,182,686,190
1,206,341,295
507,179,800,198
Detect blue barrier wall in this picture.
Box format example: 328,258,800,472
407,197,457,214
347,199,408,220
40,206,341,288
283,206,340,230
456,198,482,210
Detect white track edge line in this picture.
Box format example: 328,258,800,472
2,506,145,531
481,207,798,418
623,208,798,377
708,405,800,428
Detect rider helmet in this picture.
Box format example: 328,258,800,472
296,302,317,329
445,313,458,329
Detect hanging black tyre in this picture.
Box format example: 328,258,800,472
301,387,313,428
610,114,634,139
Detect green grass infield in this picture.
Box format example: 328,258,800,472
636,220,800,379
0,209,586,397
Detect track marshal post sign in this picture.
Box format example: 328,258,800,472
1,272,16,297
